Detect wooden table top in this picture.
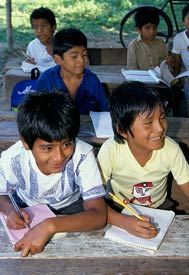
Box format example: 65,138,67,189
0,215,188,275
0,111,189,146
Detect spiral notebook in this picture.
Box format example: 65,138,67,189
0,204,66,245
104,204,175,252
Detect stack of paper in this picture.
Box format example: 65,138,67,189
90,111,114,138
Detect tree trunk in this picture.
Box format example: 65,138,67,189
6,0,13,50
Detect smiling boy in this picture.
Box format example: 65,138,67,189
36,28,108,114
0,91,107,257
97,82,189,239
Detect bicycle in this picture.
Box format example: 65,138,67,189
119,0,189,47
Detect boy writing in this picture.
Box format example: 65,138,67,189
127,7,171,70
0,91,107,257
36,28,108,114
97,82,189,239
172,5,189,76
25,7,56,68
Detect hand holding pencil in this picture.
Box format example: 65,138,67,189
108,192,157,239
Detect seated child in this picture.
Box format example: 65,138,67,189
36,28,108,114
172,5,189,75
97,82,189,239
25,7,56,67
127,7,170,70
0,91,107,257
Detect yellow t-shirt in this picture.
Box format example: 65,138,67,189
97,136,189,208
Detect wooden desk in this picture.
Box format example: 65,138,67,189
1,112,189,147
3,66,124,106
0,215,188,275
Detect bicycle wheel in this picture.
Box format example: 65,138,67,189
120,5,173,48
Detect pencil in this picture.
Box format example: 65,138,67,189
8,193,30,229
21,51,31,59
176,48,189,51
109,192,144,221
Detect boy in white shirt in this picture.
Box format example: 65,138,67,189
0,91,106,257
26,7,56,68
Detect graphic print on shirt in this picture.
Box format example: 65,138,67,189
129,182,154,206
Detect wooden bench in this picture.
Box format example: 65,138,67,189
0,215,188,275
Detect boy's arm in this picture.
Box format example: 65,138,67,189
127,43,138,70
173,54,181,76
179,182,189,200
14,197,107,257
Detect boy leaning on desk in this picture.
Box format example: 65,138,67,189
0,91,107,257
97,82,189,239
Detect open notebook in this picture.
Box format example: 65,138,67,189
0,204,66,245
104,204,175,252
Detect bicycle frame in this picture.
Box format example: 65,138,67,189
162,0,189,31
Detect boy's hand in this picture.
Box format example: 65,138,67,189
14,219,53,257
25,57,36,64
120,214,157,239
165,55,175,69
6,208,30,230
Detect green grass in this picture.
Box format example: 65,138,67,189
0,0,185,50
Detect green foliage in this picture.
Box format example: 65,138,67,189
0,0,185,48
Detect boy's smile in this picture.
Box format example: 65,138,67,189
23,138,75,175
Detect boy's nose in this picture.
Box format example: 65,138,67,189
52,148,65,162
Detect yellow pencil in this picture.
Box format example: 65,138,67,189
109,192,144,221
21,51,31,59
176,48,189,51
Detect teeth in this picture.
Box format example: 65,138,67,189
151,137,160,141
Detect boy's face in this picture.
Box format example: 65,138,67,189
183,12,189,30
31,18,56,45
54,46,88,76
23,137,75,175
120,105,167,155
138,23,157,42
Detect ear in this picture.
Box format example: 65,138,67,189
20,136,30,150
53,54,63,65
52,24,56,33
116,125,128,139
136,27,141,33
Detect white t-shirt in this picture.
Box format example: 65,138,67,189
26,38,56,67
98,136,189,208
0,139,105,210
172,30,189,70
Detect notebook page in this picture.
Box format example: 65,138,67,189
105,204,175,251
90,111,114,138
0,204,66,245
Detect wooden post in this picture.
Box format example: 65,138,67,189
6,0,13,50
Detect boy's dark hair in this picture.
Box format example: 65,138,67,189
30,7,56,27
17,91,80,149
134,7,160,29
52,28,87,57
182,5,189,21
109,82,164,144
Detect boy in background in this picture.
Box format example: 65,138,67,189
25,7,56,68
172,5,189,76
0,91,107,257
98,82,189,239
127,7,170,70
36,28,108,114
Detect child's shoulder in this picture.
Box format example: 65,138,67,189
1,140,24,159
74,138,93,155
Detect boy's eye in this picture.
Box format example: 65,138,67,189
62,141,73,148
41,145,52,151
